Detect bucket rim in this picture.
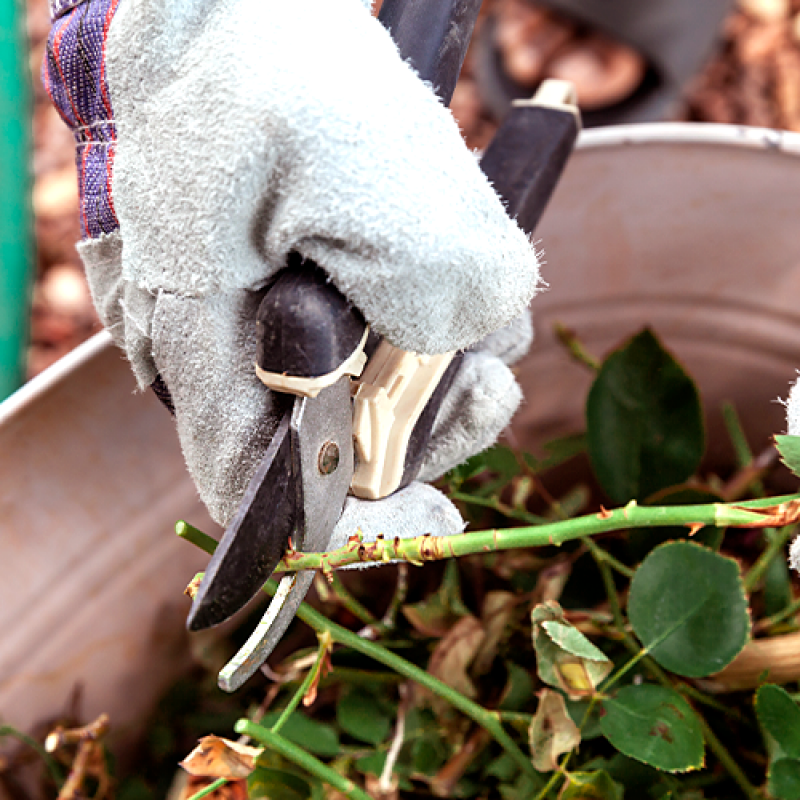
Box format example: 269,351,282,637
0,329,112,426
577,122,800,156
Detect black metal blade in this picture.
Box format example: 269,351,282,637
187,410,299,631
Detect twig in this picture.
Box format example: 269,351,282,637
448,492,547,524
743,524,797,593
379,683,410,793
380,563,408,630
554,323,601,371
45,714,111,800
272,633,331,733
430,728,491,797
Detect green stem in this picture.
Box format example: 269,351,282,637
677,682,744,721
448,492,547,524
722,402,755,468
272,634,330,734
266,495,800,573
554,323,601,372
238,719,372,800
185,778,227,800
744,524,796,593
175,521,220,557
179,526,537,780
697,716,762,800
533,767,564,800
325,572,377,626
0,725,65,788
496,711,534,725
760,593,800,630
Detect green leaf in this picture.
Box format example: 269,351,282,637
412,731,449,776
485,752,519,782
248,767,312,800
336,688,392,745
627,541,750,677
354,751,387,777
757,685,800,759
769,758,800,800
499,662,534,712
586,328,704,503
599,684,704,772
524,433,588,473
261,712,340,758
566,699,604,740
764,550,793,618
542,621,609,662
776,435,800,480
559,770,624,800
532,603,612,698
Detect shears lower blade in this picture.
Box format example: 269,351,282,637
187,375,353,634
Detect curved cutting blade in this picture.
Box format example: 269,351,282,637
187,376,354,637
187,411,298,631
213,376,354,690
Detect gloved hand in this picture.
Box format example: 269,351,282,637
45,0,540,541
784,383,800,571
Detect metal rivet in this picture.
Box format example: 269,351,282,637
318,441,340,475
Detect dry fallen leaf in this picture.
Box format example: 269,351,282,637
180,736,262,780
427,615,486,699
528,689,581,773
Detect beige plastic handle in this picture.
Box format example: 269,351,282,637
350,341,454,500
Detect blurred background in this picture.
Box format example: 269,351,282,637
6,0,800,396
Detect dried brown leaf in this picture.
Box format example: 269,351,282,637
180,736,262,779
529,689,581,773
428,615,486,699
472,592,516,676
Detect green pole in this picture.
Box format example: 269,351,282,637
0,0,33,401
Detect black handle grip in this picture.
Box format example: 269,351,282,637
480,89,580,236
378,0,483,106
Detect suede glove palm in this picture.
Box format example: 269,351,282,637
45,0,541,542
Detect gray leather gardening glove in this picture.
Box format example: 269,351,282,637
46,0,540,541
784,383,800,571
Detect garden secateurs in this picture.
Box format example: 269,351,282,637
187,0,582,692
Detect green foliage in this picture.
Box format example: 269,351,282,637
248,767,313,800
757,684,800,799
21,324,792,800
586,328,704,503
260,712,340,757
531,602,612,697
599,685,704,773
336,687,392,745
627,541,750,677
775,434,800,479
559,770,624,799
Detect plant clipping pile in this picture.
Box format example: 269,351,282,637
11,326,800,800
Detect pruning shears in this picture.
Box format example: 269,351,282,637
187,0,581,692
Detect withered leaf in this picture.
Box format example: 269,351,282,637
181,735,262,779
529,689,581,773
532,602,612,699
428,615,486,699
